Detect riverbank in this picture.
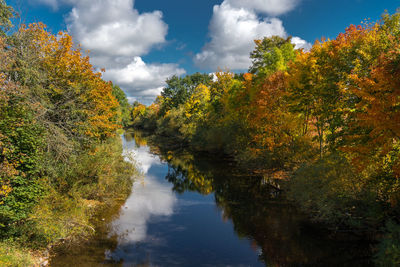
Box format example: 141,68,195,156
129,14,400,265
0,137,137,267
130,127,396,264
49,129,375,266
0,5,137,265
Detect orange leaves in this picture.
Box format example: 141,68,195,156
248,72,294,153
20,23,120,140
346,48,400,177
243,72,253,82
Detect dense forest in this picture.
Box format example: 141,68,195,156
132,12,400,265
0,1,135,265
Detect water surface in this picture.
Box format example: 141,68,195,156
51,130,372,266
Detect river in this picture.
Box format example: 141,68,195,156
50,130,373,266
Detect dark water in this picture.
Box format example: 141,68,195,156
50,131,373,266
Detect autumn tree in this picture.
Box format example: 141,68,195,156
345,48,400,181
249,36,296,77
160,73,213,114
12,23,120,146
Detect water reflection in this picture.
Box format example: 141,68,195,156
111,136,177,245
110,176,177,244
123,133,160,174
51,131,373,266
137,131,373,267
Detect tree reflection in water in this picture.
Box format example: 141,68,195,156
133,131,373,267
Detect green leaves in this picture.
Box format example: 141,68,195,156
249,36,296,76
0,0,14,36
160,73,213,114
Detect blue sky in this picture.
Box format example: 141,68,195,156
7,0,400,103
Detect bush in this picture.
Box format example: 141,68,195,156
376,220,400,266
287,153,383,228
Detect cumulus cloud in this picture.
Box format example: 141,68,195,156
103,57,185,102
194,0,311,71
226,0,299,16
33,0,185,103
65,0,168,58
112,144,177,244
291,36,312,50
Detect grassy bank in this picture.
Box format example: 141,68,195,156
0,137,137,266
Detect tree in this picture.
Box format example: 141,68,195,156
345,48,400,178
249,36,296,76
112,84,131,127
0,0,14,36
248,71,302,167
14,23,120,143
160,73,213,114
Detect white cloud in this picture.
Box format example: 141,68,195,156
65,0,168,58
112,144,177,244
226,0,299,16
34,0,185,103
194,1,311,71
103,57,185,104
291,36,312,50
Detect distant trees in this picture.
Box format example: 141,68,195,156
160,73,213,114
132,11,400,263
112,84,132,127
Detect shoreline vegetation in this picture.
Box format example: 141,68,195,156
131,12,400,266
1,0,400,265
0,1,137,266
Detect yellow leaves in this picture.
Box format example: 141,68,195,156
183,83,211,119
19,23,121,140
0,183,12,204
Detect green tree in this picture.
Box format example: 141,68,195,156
160,73,213,114
249,36,296,76
112,84,131,127
0,0,14,36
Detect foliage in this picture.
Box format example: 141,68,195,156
160,72,213,114
249,36,296,76
0,241,35,267
131,11,400,263
0,5,136,262
0,0,14,36
376,220,400,266
287,153,384,228
112,84,132,127
15,23,120,141
344,47,400,179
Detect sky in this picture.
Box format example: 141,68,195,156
7,0,400,104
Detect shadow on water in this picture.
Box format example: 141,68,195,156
138,131,373,267
51,130,373,266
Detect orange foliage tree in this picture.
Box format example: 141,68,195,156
345,48,400,177
19,23,120,141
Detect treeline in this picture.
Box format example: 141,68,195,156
0,1,135,265
132,12,400,265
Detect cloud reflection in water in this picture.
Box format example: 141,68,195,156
111,142,177,244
